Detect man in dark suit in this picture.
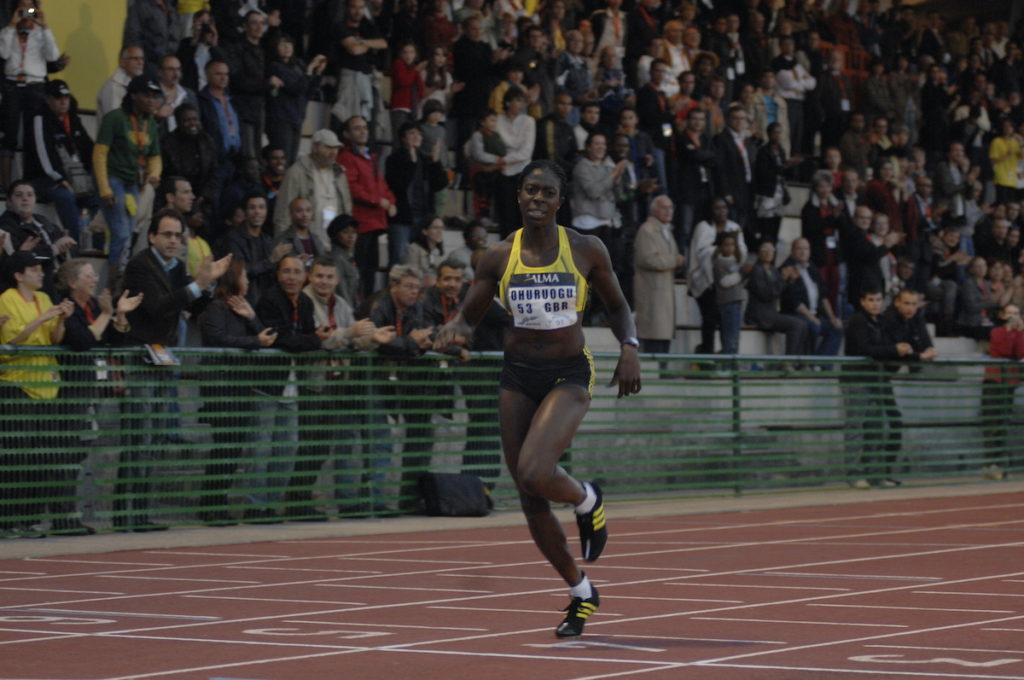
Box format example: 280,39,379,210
780,237,844,355
624,0,669,87
714,105,757,240
452,16,503,170
115,208,231,531
675,107,717,251
634,59,674,198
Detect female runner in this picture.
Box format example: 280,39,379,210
435,159,642,637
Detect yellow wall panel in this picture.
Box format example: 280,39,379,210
47,0,126,112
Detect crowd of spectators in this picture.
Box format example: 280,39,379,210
1,0,1024,532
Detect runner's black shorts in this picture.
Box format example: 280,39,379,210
499,348,595,404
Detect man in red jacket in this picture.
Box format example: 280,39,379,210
981,303,1024,480
338,115,397,298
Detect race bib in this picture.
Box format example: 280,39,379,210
506,272,578,330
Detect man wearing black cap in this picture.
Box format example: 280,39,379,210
0,179,75,297
93,75,164,280
23,79,97,242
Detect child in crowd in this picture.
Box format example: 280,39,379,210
713,231,747,355
466,109,506,220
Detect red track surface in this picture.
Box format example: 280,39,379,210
1,491,1023,680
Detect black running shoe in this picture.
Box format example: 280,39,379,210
555,586,600,638
576,482,607,562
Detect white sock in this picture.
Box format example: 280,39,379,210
574,482,597,515
570,574,593,600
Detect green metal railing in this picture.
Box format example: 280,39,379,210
0,347,1019,536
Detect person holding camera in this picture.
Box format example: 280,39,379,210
0,0,60,191
177,11,225,92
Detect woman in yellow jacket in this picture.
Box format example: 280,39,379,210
990,116,1023,205
0,251,73,536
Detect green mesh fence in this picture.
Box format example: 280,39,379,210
0,346,1019,536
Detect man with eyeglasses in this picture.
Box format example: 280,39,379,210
97,45,146,121
115,207,231,531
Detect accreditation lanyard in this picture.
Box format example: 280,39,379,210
440,295,457,324
82,299,95,325
326,295,338,330
129,115,149,182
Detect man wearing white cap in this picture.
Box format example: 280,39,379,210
273,128,353,254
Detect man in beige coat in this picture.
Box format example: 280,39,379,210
634,195,685,353
273,129,353,253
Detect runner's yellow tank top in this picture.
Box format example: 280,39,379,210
498,226,587,330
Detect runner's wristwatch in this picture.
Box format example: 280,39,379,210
621,336,640,348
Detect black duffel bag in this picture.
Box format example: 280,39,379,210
419,473,491,517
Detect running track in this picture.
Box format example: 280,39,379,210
1,488,1023,680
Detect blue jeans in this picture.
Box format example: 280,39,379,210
102,176,139,267
800,316,844,356
245,396,299,505
333,409,391,504
387,222,413,269
719,301,743,355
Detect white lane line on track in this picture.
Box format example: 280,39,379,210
326,557,496,565
283,619,487,631
757,571,943,581
983,627,1024,632
277,539,501,544
682,613,1024,669
227,566,382,574
808,604,1016,614
693,616,908,628
587,565,709,572
2,606,222,618
100,644,678,680
687,662,1024,679
603,633,788,645
0,587,125,595
436,573,576,581
102,646,370,680
916,591,1024,597
185,595,366,605
314,584,492,593
669,582,850,591
96,576,261,584
146,551,297,558
603,596,744,603
866,644,1024,655
0,571,46,575
26,559,174,566
427,605,624,617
